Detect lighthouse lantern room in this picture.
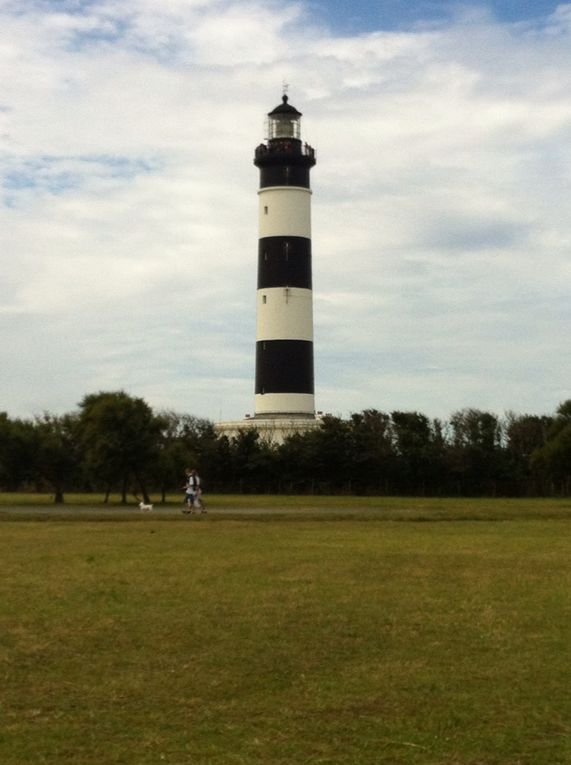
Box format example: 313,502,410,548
267,99,302,139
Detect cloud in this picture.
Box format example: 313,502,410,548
1,0,570,422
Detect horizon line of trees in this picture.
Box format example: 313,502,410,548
0,391,570,503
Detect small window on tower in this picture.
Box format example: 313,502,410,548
262,295,267,304
264,206,268,215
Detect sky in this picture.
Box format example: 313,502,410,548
1,0,570,424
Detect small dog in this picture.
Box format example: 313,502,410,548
139,501,153,512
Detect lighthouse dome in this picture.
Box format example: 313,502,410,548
268,94,302,118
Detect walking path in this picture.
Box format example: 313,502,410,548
0,503,359,518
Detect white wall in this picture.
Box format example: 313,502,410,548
256,287,313,341
258,187,312,238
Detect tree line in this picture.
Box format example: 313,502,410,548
0,391,570,503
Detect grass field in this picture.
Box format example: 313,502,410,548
1,496,570,764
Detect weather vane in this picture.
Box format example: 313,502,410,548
282,80,290,98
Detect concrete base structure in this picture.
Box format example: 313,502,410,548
215,415,322,446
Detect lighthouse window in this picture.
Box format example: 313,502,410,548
264,206,268,215
262,295,267,304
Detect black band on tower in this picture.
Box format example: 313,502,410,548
255,340,314,394
258,236,312,289
259,164,310,188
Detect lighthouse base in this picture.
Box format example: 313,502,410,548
215,414,322,446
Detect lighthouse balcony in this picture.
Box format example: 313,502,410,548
254,140,316,167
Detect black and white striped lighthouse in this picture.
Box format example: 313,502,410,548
253,95,317,419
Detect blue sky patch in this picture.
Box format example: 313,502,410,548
1,154,161,206
312,0,562,34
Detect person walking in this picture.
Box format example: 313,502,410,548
182,468,206,514
182,468,194,514
190,469,206,513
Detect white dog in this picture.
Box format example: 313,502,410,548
139,501,153,512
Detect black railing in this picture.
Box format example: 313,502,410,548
255,142,315,161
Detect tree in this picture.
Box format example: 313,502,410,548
229,428,276,493
532,400,571,495
391,411,444,494
153,411,219,501
78,391,163,503
447,408,505,495
275,432,306,493
33,413,80,503
504,412,551,494
177,415,221,490
0,413,35,491
154,411,200,503
304,416,353,493
349,410,395,494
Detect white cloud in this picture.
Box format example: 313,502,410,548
1,0,570,421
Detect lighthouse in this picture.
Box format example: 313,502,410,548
253,95,316,419
216,95,321,443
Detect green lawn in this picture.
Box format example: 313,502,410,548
1,500,570,764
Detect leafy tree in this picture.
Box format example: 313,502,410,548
153,411,219,500
33,413,80,503
154,411,200,503
208,434,234,492
349,410,395,494
447,408,505,495
180,416,221,490
275,432,307,493
0,413,35,490
302,416,353,493
229,428,276,493
504,412,551,494
391,411,444,494
78,391,163,503
532,400,571,494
